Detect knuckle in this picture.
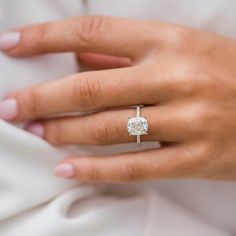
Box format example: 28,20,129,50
180,144,213,176
166,26,192,48
24,24,48,52
188,104,212,135
172,147,198,177
76,15,107,48
120,161,144,181
172,75,197,97
45,121,65,146
93,117,111,145
172,72,216,100
188,102,225,141
167,145,208,179
85,159,102,181
72,75,102,108
19,89,42,119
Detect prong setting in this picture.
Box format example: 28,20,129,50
127,106,148,146
127,116,148,136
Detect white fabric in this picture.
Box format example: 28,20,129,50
0,0,236,235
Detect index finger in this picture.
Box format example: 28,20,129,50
2,16,157,59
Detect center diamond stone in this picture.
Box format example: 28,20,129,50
127,117,148,136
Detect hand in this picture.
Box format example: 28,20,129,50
1,16,236,183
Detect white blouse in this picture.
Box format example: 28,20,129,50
0,0,236,235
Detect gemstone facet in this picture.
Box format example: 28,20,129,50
127,117,148,136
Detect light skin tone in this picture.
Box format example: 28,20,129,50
0,16,236,182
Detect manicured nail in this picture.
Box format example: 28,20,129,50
53,163,76,178
0,31,21,50
0,98,18,120
25,123,44,137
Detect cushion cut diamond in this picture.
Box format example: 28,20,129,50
127,117,148,136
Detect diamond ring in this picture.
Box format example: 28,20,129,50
127,105,148,146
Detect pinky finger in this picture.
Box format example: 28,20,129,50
53,146,195,183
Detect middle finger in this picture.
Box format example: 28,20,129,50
5,66,171,122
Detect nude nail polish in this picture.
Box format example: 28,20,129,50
0,31,21,50
53,164,76,178
25,123,44,137
0,98,18,120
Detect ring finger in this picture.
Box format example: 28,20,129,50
25,105,192,146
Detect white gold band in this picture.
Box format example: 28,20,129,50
136,106,141,146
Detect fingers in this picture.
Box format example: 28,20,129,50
77,53,132,70
25,105,195,146
2,16,157,59
0,66,163,122
53,146,196,182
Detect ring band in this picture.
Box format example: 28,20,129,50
127,105,148,146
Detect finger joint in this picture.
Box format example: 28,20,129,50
76,15,107,49
120,160,144,181
45,121,65,146
72,75,102,109
93,116,112,145
19,89,43,119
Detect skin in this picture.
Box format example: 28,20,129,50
2,15,236,182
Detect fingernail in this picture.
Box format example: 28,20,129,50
0,98,18,120
53,163,76,178
25,123,44,137
0,31,21,50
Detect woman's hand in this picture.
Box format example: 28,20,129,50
1,16,236,182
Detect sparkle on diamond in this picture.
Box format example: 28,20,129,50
127,117,148,136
